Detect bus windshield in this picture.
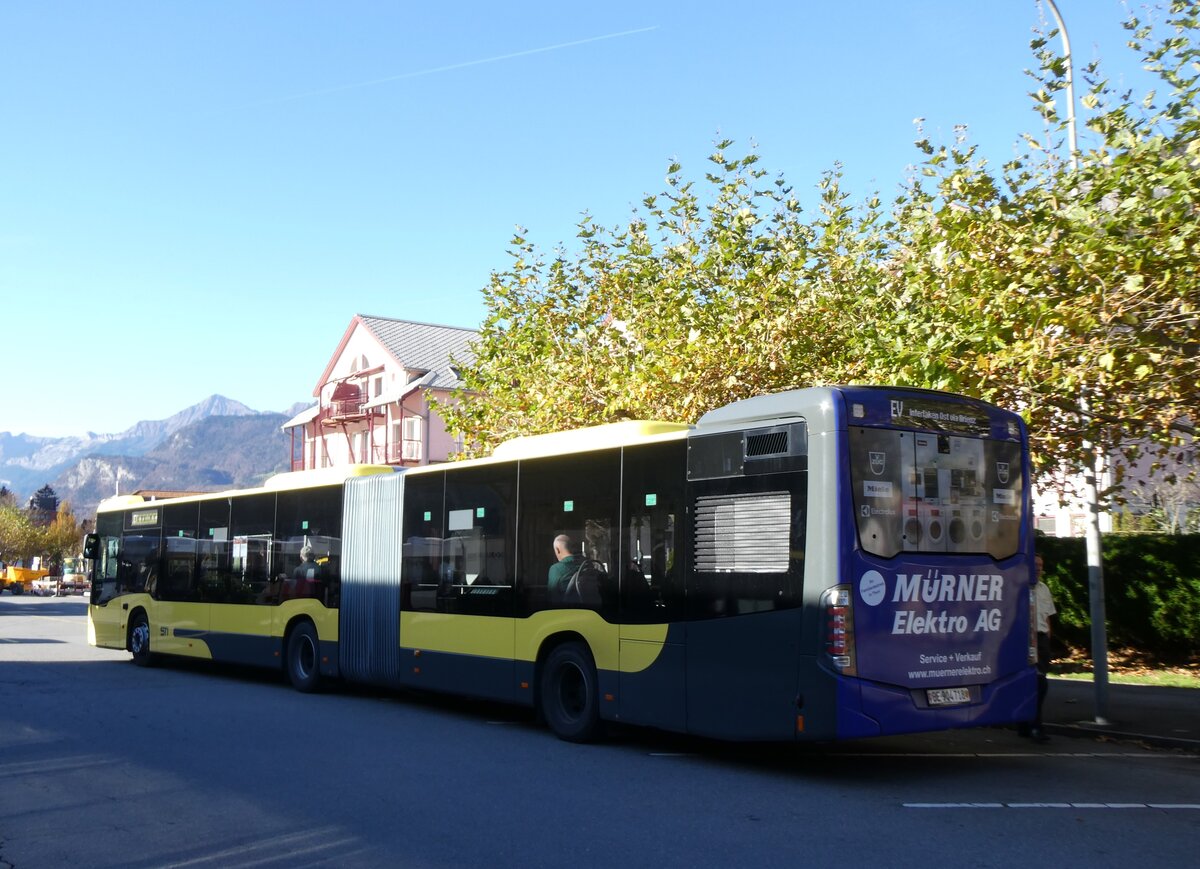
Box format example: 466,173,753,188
849,426,1023,560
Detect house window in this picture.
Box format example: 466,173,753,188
403,416,423,462
374,376,383,398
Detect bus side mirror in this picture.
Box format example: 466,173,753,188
83,533,100,560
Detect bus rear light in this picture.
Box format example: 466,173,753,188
822,585,857,676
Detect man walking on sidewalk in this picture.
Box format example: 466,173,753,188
1021,554,1057,743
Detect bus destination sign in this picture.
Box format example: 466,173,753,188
888,397,990,436
130,509,160,528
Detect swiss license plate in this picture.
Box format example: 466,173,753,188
927,687,971,707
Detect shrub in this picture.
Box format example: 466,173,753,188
1037,534,1200,658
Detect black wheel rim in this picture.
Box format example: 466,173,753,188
557,662,587,721
295,635,316,680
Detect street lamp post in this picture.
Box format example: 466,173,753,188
1042,0,1110,726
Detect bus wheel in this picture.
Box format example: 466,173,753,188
540,642,600,743
130,612,154,667
286,622,322,693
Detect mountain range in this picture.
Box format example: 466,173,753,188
0,396,308,519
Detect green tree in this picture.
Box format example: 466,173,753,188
0,504,39,565
40,503,84,572
442,2,1199,500
436,149,886,454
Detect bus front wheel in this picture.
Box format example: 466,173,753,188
130,612,154,667
540,642,601,743
286,622,322,693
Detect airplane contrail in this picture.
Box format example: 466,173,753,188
247,25,658,109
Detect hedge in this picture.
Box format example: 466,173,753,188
1037,534,1200,658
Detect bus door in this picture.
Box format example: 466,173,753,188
88,531,126,649
225,535,273,650
682,424,809,740
618,440,687,732
152,536,211,657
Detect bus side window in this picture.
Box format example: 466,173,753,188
443,463,516,617
401,472,446,614
620,440,686,624
686,478,806,619
517,450,620,618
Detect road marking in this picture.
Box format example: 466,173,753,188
905,802,1200,810
0,755,116,778
833,752,1183,759
160,827,358,868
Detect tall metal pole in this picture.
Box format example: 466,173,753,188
1045,0,1079,170
1044,0,1109,724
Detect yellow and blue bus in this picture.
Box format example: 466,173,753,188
86,386,1036,742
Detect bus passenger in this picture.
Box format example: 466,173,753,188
288,545,322,599
294,546,321,580
547,534,584,603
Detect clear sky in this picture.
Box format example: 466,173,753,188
0,1,1158,437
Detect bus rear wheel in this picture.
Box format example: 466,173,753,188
286,621,322,693
540,642,600,743
130,612,154,667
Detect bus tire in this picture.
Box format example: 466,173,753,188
130,611,154,667
540,642,601,743
286,621,322,693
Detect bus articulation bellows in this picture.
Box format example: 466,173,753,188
86,386,1037,742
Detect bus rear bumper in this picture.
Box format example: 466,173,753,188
839,667,1039,739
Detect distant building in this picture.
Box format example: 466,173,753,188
282,315,477,471
1032,426,1197,536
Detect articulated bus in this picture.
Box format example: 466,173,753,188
86,386,1036,742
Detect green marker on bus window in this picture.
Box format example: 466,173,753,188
563,500,574,512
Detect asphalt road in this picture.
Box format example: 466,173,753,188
2,595,1197,868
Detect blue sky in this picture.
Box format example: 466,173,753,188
0,1,1159,437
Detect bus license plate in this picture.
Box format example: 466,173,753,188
927,687,971,707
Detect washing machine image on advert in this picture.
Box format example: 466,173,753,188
920,502,946,548
965,505,986,544
902,505,923,550
946,507,969,548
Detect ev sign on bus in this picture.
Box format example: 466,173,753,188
887,397,990,436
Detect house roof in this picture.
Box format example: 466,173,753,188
314,315,478,396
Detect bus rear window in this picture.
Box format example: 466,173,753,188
849,426,1023,560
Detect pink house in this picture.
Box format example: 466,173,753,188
283,315,477,471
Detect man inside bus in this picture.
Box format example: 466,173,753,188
547,534,584,603
287,545,322,599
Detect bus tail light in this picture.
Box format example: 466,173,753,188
822,585,857,676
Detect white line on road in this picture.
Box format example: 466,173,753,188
905,802,1200,810
834,752,1183,759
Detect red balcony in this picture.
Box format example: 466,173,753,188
325,381,366,422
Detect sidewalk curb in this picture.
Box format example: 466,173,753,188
1045,722,1200,753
